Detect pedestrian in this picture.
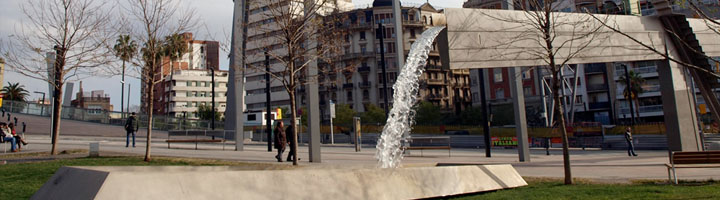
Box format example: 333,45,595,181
124,112,139,148
9,123,27,150
286,123,298,162
1,123,18,152
625,127,638,157
273,121,286,162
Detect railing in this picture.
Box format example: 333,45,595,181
586,84,608,91
634,66,658,74
359,81,371,88
343,83,354,89
620,105,664,114
1,100,223,131
584,65,606,74
588,102,611,110
358,66,371,73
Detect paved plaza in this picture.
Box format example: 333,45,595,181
3,113,719,182
4,133,719,183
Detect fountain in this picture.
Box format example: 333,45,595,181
376,26,446,168
31,27,527,200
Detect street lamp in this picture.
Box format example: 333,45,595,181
34,91,46,116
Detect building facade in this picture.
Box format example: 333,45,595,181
311,1,471,120
145,32,223,118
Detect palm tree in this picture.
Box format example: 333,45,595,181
1,82,29,102
114,35,137,118
163,33,189,71
620,70,645,121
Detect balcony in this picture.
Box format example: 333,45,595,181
329,84,338,90
359,81,371,88
350,22,372,30
619,105,664,114
343,83,354,90
586,84,608,92
584,65,606,74
426,64,443,71
427,94,443,100
358,66,371,73
340,52,375,60
588,102,611,110
403,20,424,27
426,79,444,85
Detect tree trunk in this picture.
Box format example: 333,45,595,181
290,91,298,165
145,68,155,162
634,98,641,123
552,69,573,185
50,81,64,155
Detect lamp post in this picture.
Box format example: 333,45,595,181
34,91,46,116
210,67,216,130
377,23,389,116
120,80,125,119
265,51,272,152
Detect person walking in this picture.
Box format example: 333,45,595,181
286,123,298,162
1,123,18,152
625,127,638,156
125,112,139,148
273,121,286,162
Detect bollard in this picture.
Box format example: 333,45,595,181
354,117,361,152
89,142,100,157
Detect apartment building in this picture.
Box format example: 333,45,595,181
242,0,354,113
161,69,229,119
143,32,223,118
308,1,471,120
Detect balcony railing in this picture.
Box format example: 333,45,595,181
403,20,424,27
359,81,371,88
343,83,354,89
619,105,664,114
588,102,611,110
358,66,371,73
586,84,608,92
585,65,606,74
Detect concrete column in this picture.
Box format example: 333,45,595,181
228,0,246,151
657,58,702,151
392,0,404,69
305,0,321,162
509,67,530,162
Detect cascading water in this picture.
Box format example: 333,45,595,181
376,26,446,168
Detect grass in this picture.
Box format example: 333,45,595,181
452,177,720,200
0,154,291,200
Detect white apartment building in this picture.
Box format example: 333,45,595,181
164,69,229,119
243,0,354,112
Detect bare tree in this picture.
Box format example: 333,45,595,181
466,1,611,184
123,0,197,161
246,0,350,165
2,0,114,155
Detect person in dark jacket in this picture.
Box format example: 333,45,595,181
286,124,297,162
274,121,286,162
125,112,139,148
625,127,638,156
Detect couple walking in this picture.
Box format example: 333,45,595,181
273,121,297,162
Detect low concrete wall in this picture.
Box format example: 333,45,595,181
32,165,526,200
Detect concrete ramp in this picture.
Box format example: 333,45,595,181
32,165,526,200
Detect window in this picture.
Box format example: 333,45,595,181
524,86,532,96
495,88,505,99
493,69,503,82
522,69,532,80
360,31,366,40
347,91,353,100
410,29,416,38
363,90,369,100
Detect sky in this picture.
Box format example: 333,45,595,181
0,0,465,111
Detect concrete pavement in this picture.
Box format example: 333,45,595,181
3,134,719,183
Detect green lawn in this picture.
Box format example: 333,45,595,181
454,178,720,200
0,155,290,200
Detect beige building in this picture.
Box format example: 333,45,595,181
163,69,229,119
311,1,472,118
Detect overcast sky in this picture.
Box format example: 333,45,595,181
0,0,465,111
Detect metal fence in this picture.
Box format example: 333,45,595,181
2,100,224,131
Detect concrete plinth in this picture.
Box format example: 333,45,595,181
32,165,526,200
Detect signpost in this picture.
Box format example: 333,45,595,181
329,100,335,144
